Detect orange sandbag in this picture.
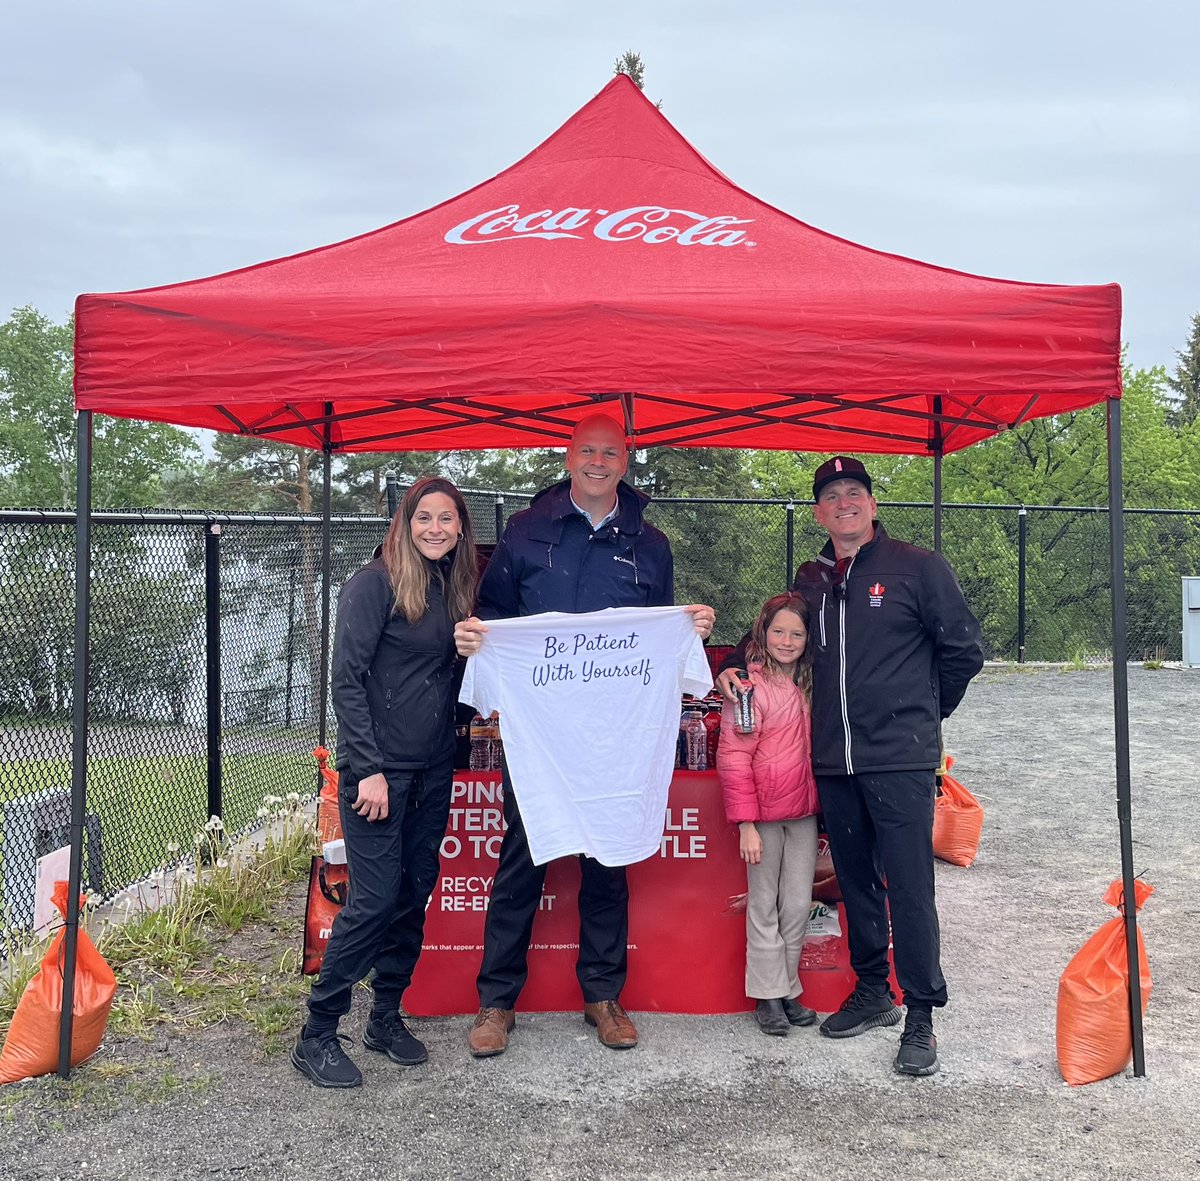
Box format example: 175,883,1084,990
313,746,342,843
0,881,117,1084
932,770,984,867
1056,878,1153,1086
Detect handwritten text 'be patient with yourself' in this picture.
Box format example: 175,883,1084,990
532,631,652,688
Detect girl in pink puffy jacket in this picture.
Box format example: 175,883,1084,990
718,591,820,1037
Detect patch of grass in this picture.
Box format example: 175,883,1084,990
100,903,212,976
106,982,165,1039
107,799,315,1032
1060,650,1107,672
0,799,316,1095
124,1068,217,1105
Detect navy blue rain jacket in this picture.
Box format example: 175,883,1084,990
477,479,673,618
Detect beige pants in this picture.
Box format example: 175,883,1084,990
744,815,819,1000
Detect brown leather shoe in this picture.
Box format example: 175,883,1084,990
468,1007,515,1058
583,1000,638,1049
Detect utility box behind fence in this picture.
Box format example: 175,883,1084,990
1185,578,1200,667
0,787,104,930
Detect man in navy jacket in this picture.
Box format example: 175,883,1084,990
454,413,714,1057
719,456,983,1077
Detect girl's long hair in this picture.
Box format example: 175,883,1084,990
745,591,812,696
380,477,478,624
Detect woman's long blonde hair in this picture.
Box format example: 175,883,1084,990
745,591,812,696
380,477,478,624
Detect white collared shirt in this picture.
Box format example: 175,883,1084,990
571,493,618,530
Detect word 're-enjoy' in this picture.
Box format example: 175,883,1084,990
445,204,754,247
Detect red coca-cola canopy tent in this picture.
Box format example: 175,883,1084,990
60,74,1147,1082
73,74,1121,454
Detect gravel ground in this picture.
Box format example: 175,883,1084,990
2,665,1198,1181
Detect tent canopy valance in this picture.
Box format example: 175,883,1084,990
73,74,1121,455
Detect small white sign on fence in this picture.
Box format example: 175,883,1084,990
33,844,71,935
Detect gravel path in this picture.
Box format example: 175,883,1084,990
2,666,1198,1180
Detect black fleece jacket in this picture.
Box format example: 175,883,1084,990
722,522,983,775
331,555,458,784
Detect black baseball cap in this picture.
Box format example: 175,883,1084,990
812,456,873,501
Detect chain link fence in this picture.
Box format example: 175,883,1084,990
2,495,1198,931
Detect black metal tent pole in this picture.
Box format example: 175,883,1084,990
931,396,944,554
317,413,334,753
1106,396,1145,1075
58,410,93,1077
204,523,222,821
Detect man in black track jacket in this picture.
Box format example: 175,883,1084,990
719,456,983,1077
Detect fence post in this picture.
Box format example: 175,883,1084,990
385,469,399,519
1017,507,1027,662
785,501,795,584
494,494,505,542
285,560,297,728
205,522,222,822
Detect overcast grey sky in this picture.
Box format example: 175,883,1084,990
3,1,1197,375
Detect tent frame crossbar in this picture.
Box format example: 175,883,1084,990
206,388,1054,453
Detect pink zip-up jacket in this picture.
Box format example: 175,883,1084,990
718,663,819,824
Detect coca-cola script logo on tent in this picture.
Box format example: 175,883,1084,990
445,204,754,247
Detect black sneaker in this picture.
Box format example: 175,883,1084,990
754,998,790,1037
291,1031,363,1088
894,1011,939,1076
781,997,817,1027
819,987,902,1039
363,1011,428,1066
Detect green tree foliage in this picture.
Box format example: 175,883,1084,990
0,307,200,509
0,308,208,719
612,50,662,108
1167,312,1200,428
0,525,203,720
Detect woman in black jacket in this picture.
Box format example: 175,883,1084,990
293,477,477,1089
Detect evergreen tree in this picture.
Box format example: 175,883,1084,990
1166,312,1200,428
613,49,662,108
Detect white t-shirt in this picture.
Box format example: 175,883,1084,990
459,605,714,866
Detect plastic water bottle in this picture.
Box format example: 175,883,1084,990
469,714,490,770
488,715,504,771
685,710,707,771
732,671,756,735
703,703,722,768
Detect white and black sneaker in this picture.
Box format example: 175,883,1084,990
291,1030,363,1088
894,1010,940,1076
